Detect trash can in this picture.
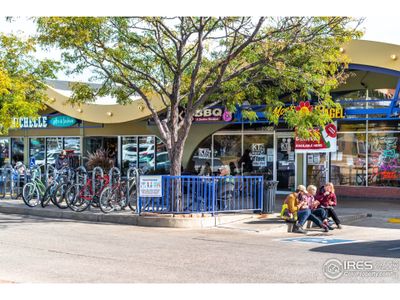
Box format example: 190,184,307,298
262,180,279,213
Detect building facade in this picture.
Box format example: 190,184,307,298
1,40,400,199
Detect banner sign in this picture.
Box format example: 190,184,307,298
48,116,77,127
295,123,337,153
139,176,163,197
11,115,79,129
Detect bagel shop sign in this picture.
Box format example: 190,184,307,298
11,115,78,129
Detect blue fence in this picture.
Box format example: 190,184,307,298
138,175,263,214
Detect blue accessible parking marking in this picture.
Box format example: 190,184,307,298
281,237,356,245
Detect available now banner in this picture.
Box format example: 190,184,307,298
295,123,337,153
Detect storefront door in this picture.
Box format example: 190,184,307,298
276,134,296,191
306,152,329,189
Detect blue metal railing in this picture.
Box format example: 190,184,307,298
138,175,263,214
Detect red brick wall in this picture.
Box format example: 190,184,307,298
335,185,400,200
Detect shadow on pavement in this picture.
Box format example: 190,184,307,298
310,239,400,258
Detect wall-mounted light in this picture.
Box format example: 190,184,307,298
107,112,113,117
339,47,345,53
138,104,145,111
390,54,397,61
76,108,83,113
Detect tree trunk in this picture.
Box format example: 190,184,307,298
168,141,185,212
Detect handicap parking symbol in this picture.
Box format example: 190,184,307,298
281,237,355,245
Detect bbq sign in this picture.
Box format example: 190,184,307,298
193,108,233,122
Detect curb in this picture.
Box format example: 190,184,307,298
0,204,256,229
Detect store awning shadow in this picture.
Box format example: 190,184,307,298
309,239,400,258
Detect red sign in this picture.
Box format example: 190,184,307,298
295,124,337,153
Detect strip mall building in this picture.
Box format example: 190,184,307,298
1,40,400,200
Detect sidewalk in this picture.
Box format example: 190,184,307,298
1,196,397,230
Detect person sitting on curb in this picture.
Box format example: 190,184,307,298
287,185,330,234
315,182,342,229
286,185,309,234
305,185,334,231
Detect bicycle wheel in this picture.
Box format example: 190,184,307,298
22,183,40,207
99,186,115,213
53,183,70,209
119,182,128,209
66,183,90,212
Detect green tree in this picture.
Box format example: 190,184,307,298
35,17,362,178
0,32,59,134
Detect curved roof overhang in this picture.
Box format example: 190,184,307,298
343,40,400,73
45,84,166,124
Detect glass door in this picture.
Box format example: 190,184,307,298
306,152,329,189
276,135,295,191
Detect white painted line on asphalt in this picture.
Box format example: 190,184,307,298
387,247,400,251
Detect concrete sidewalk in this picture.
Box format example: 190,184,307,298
1,196,395,230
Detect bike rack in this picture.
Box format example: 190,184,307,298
0,166,17,199
127,167,141,213
13,163,28,199
0,168,6,198
75,166,87,185
108,167,121,188
45,164,57,187
92,166,104,196
29,165,42,182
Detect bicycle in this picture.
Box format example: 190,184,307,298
22,168,46,207
66,171,109,212
99,176,139,213
41,167,73,208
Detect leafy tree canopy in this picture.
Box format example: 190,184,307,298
0,32,60,134
35,17,363,174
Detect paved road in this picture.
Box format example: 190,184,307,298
0,211,399,283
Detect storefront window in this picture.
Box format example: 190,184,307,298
243,134,274,179
0,138,10,166
64,137,80,154
46,137,63,165
138,136,155,172
121,136,137,174
154,137,170,173
330,132,367,186
29,138,45,166
368,132,400,187
11,138,24,165
191,136,212,174
213,134,241,175
338,121,367,132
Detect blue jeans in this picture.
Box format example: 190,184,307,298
297,209,311,226
312,208,327,222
